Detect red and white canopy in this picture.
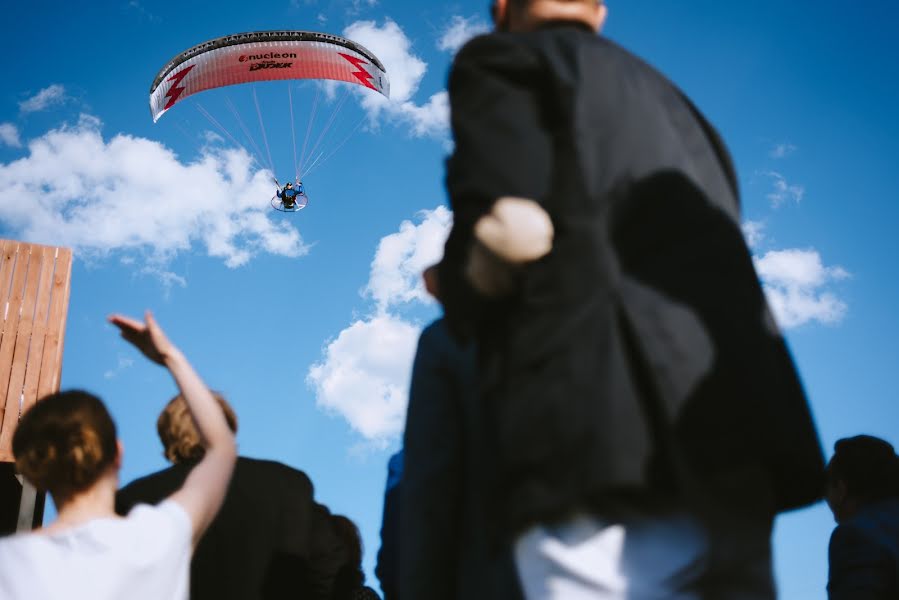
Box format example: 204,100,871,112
149,31,390,122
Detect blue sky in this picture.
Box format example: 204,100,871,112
1,1,898,597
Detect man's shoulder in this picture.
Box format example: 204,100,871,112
234,457,314,489
453,29,666,90
119,464,186,496
846,501,899,540
831,503,899,557
419,318,449,345
452,31,543,75
417,318,471,362
116,464,188,514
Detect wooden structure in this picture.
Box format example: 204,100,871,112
0,239,72,532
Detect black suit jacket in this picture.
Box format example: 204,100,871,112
439,24,825,535
116,456,345,600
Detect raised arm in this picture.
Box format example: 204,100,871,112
109,311,237,545
439,34,553,340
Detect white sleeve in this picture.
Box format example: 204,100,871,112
124,500,193,598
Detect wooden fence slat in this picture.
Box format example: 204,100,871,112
0,241,17,463
0,247,29,419
19,247,56,418
0,249,44,453
36,248,72,402
0,241,19,339
0,242,72,464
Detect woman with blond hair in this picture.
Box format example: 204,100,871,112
0,312,236,600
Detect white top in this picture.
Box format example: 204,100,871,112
0,500,191,600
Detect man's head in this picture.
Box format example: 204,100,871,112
826,435,899,523
157,391,238,464
492,0,607,33
286,182,293,188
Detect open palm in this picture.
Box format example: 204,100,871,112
108,311,176,365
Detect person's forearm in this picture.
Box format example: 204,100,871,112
163,349,235,453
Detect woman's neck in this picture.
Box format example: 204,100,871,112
44,476,120,532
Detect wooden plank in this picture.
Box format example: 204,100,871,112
19,247,56,421
36,248,72,402
0,242,17,463
0,240,19,339
0,246,28,423
0,248,44,454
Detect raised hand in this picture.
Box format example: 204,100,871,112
108,311,178,366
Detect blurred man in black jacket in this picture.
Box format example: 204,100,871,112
433,0,825,597
117,393,345,600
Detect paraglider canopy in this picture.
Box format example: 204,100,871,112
149,30,390,122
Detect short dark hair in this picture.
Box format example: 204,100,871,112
827,435,899,505
13,390,118,503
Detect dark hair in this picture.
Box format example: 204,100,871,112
157,391,237,464
331,514,366,598
827,435,899,504
13,390,118,503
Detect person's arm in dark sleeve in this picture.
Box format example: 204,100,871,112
114,484,136,516
304,501,347,600
827,523,894,600
439,34,553,341
278,469,346,600
375,451,403,600
399,322,466,600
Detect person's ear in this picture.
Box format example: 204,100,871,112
423,265,441,301
596,3,609,32
491,0,509,30
114,439,124,470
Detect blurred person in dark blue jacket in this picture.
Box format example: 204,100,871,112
399,315,522,600
375,451,403,600
826,435,899,600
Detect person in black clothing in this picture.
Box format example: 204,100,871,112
430,0,825,597
277,182,298,208
331,514,381,600
116,393,345,600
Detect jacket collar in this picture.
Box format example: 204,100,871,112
536,19,597,33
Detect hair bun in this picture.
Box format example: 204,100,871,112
13,390,118,501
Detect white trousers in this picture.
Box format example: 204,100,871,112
514,512,708,600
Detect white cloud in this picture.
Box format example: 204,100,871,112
366,207,451,309
742,220,765,248
770,142,797,159
19,85,67,114
307,313,420,442
0,114,309,272
127,1,160,22
349,0,378,14
0,123,21,148
344,19,450,139
765,171,804,207
104,356,135,380
755,248,850,328
308,207,451,441
437,15,490,53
